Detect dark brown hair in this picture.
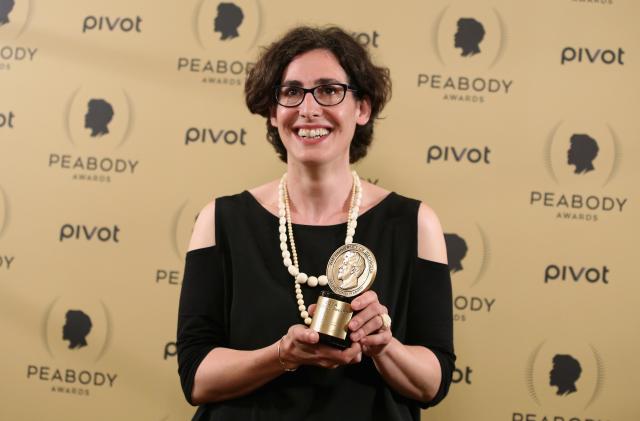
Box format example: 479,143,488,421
245,26,391,163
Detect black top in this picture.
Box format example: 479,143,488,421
177,191,455,421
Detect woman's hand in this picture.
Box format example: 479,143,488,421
348,291,392,357
279,324,362,370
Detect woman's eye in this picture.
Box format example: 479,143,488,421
321,87,336,95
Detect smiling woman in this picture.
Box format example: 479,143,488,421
245,26,391,164
176,26,455,421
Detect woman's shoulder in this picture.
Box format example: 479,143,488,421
188,200,217,251
187,182,278,251
416,200,447,264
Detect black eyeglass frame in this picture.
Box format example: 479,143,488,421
273,83,359,107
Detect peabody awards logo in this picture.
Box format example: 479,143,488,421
0,185,15,271
26,295,118,397
176,0,262,86
513,339,606,420
530,120,627,222
155,200,201,287
47,86,140,183
417,4,513,104
443,222,494,322
0,0,38,71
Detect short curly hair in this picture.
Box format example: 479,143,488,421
245,26,391,163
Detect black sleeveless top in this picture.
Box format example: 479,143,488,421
177,191,455,421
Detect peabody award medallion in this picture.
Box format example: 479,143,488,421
310,243,377,348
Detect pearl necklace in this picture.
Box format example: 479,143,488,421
278,171,362,325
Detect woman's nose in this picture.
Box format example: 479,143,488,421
299,91,322,118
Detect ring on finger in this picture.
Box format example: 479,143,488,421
379,313,392,330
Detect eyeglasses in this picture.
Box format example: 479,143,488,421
274,83,358,107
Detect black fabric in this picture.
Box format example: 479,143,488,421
177,191,455,421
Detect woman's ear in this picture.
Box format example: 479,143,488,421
356,97,372,126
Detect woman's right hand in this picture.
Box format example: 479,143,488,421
279,324,362,370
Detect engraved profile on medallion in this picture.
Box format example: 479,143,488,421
549,354,582,396
337,250,366,290
0,0,14,26
567,134,599,174
84,99,114,137
62,310,93,349
454,18,485,57
213,2,244,40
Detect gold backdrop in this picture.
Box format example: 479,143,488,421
1,0,638,420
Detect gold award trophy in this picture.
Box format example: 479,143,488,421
310,243,377,348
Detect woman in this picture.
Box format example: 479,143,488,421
177,26,455,421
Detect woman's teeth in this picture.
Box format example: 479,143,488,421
297,128,329,139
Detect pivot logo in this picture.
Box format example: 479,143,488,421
177,0,261,86
164,342,177,360
352,30,380,48
417,5,513,104
443,223,494,322
544,264,610,285
82,15,143,33
0,185,14,270
513,339,606,419
185,127,247,146
48,87,139,183
214,2,243,40
427,145,491,164
561,47,624,65
0,110,15,128
530,120,627,222
452,365,473,384
26,295,118,396
0,0,38,70
59,224,121,243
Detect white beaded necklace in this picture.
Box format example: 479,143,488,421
278,171,363,325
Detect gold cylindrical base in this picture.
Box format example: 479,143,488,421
310,291,353,348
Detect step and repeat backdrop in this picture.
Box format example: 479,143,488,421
1,0,638,420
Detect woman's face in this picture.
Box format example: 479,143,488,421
270,48,371,166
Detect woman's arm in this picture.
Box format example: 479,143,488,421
345,202,451,403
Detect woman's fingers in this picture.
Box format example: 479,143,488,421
350,290,378,311
349,303,387,341
289,324,318,344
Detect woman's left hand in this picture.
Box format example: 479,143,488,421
348,291,392,357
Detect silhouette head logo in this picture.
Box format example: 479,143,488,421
549,354,582,396
337,251,365,290
454,18,485,57
62,310,93,349
84,99,114,137
444,233,468,273
213,2,244,40
0,0,15,26
567,134,599,174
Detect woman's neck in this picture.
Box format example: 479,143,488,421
285,161,355,225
